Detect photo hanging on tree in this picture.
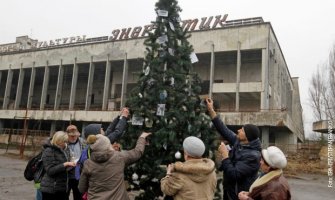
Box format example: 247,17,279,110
156,104,166,116
190,52,199,63
157,10,168,17
131,115,144,126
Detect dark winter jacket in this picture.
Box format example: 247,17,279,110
247,169,291,200
212,116,261,200
40,143,70,194
105,115,128,143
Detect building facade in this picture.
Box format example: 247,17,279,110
0,16,304,147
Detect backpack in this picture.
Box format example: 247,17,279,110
24,151,45,183
75,147,91,180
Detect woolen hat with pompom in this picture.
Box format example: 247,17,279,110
88,134,111,152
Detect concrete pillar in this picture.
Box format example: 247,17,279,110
209,44,215,99
261,46,269,111
236,42,241,112
102,54,111,110
14,64,25,109
120,53,128,109
69,58,78,110
85,56,95,110
40,61,50,110
261,126,270,148
50,121,56,135
27,64,36,109
54,60,64,110
0,120,4,130
3,67,13,109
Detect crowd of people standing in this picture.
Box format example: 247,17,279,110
33,99,291,200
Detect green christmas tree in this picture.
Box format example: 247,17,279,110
122,0,219,199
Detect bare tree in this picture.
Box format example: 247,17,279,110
309,44,335,120
309,66,326,120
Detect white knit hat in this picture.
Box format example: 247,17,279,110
183,136,205,158
262,146,287,169
90,135,111,152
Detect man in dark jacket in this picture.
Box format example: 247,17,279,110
206,98,261,200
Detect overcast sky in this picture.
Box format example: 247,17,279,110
1,0,335,137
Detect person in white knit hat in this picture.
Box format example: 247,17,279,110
78,132,151,200
238,146,291,200
161,136,217,200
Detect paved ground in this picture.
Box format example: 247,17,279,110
0,150,334,200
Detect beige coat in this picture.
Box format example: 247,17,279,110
78,137,146,200
161,158,217,200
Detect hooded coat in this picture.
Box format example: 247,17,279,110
212,116,262,200
160,158,217,200
78,137,146,200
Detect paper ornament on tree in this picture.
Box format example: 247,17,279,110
157,35,168,44
132,172,139,180
157,10,168,17
156,104,166,116
190,52,199,63
169,22,175,31
144,66,150,76
159,90,168,100
145,118,153,128
131,115,144,126
168,48,174,56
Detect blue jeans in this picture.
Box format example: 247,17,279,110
36,189,42,200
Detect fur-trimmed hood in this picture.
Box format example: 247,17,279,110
174,158,215,183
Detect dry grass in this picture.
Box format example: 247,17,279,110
284,156,326,176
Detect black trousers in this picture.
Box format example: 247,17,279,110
42,192,68,200
67,178,82,200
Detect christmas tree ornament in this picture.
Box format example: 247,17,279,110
147,78,155,87
157,10,168,17
138,93,143,98
151,178,159,182
144,66,150,76
182,105,187,111
169,21,175,31
131,115,144,126
175,151,182,159
190,52,199,63
132,173,139,181
145,118,153,128
168,48,175,56
157,35,168,44
156,104,166,116
159,90,168,100
170,77,175,86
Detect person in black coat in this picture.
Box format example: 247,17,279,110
40,131,76,200
205,98,261,200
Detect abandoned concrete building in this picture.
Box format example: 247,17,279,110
0,16,304,148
